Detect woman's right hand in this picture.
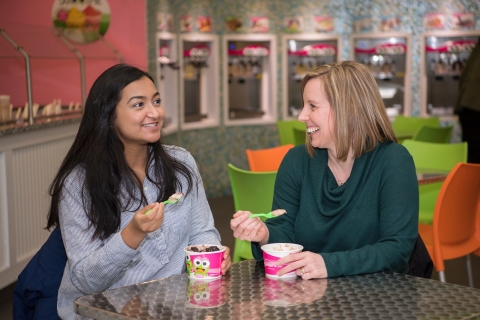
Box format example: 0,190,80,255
122,202,165,249
230,210,269,245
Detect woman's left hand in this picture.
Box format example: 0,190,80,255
276,251,328,279
221,246,232,275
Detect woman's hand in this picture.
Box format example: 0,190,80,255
230,211,269,245
276,251,328,279
121,202,165,249
221,246,232,275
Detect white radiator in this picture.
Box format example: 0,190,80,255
13,137,72,261
0,122,78,289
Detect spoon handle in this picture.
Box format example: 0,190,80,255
248,213,269,218
145,199,171,215
145,198,182,214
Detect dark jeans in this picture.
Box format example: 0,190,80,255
459,108,480,164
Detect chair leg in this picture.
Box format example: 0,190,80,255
466,254,474,288
438,271,446,282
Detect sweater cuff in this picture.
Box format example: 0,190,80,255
321,252,343,278
251,242,264,260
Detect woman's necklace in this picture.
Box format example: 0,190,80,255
328,162,345,186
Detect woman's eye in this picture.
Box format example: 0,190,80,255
133,101,144,108
154,98,162,105
310,104,317,109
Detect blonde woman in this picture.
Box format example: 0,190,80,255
231,61,418,279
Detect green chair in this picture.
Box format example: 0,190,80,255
227,164,277,262
293,127,306,146
412,125,453,144
402,140,467,172
402,140,468,225
276,120,305,146
392,115,440,143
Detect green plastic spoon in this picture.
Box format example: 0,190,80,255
145,192,183,215
248,209,286,219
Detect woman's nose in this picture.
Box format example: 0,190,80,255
147,103,160,118
298,107,308,122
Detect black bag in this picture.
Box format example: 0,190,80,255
408,233,434,279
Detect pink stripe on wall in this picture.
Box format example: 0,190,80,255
0,0,147,107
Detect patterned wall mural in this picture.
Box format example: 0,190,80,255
146,0,480,198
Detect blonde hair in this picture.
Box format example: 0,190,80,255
300,60,397,161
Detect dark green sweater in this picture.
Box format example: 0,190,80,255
252,142,418,277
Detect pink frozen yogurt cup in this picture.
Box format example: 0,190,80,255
261,243,303,279
184,244,225,280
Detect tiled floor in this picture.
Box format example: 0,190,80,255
2,195,479,319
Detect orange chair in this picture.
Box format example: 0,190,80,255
418,163,480,286
246,144,294,172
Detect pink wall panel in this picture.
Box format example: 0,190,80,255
0,0,147,107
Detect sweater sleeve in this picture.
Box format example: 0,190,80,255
59,170,141,294
322,149,418,277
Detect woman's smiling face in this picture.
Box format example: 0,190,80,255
298,77,336,150
114,76,164,149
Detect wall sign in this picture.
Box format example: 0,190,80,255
424,13,446,30
250,17,269,33
52,0,111,44
180,15,193,32
315,16,334,32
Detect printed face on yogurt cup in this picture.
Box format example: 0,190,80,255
184,244,225,280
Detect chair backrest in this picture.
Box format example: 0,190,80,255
392,115,440,137
276,120,305,146
228,164,277,262
246,144,294,172
13,227,66,319
432,163,480,272
227,164,277,214
402,140,468,172
293,127,307,146
412,125,454,143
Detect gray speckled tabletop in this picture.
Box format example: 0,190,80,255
0,114,81,137
74,260,480,319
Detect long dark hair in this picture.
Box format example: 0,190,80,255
46,64,195,240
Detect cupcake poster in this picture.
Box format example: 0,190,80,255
52,0,111,44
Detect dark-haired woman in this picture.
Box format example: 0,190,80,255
46,64,231,319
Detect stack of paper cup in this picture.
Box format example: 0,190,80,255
0,95,11,123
